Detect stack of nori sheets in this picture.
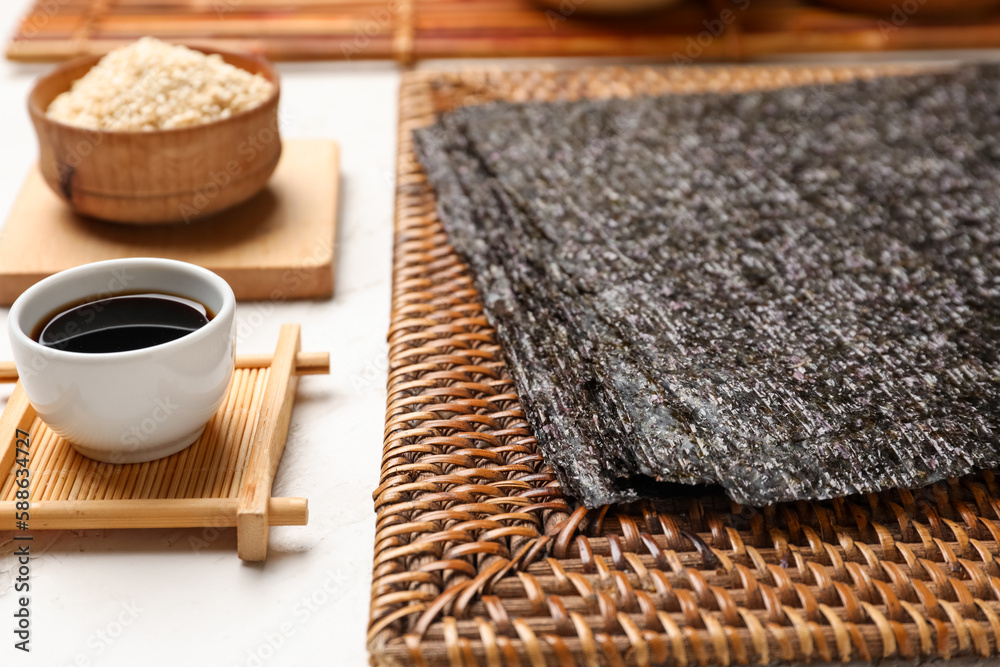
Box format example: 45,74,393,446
414,65,1000,507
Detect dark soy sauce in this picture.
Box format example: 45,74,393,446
33,293,213,353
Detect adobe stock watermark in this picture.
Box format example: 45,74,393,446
54,70,175,186
12,0,72,42
167,505,236,554
214,0,241,19
351,351,388,396
877,0,929,39
55,600,144,667
236,237,335,343
931,132,964,156
544,0,586,29
177,111,289,223
117,397,179,451
673,0,750,64
238,566,356,667
341,0,406,59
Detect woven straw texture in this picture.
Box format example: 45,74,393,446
368,65,1000,667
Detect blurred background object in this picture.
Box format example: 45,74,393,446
814,0,1000,17
533,0,685,15
6,1,1000,66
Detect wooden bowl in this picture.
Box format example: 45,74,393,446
28,46,281,225
815,0,1000,16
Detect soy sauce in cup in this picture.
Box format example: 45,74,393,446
32,293,214,354
9,258,237,463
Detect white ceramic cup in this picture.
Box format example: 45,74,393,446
8,258,236,463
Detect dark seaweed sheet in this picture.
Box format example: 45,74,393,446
414,65,1000,507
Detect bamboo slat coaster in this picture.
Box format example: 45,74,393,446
0,323,327,561
370,65,1000,666
10,0,1000,63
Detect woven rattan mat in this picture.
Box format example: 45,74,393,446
369,65,1000,666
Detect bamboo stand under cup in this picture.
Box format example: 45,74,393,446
0,323,325,561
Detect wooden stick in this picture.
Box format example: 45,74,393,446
237,324,301,561
0,497,307,530
235,351,329,374
0,351,328,383
0,382,37,479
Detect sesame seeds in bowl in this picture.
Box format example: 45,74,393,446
29,38,282,224
46,37,275,132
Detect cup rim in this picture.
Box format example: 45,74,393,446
8,257,236,362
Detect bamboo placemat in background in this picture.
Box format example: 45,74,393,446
369,64,1000,666
9,0,1000,63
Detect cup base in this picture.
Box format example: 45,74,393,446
70,425,206,464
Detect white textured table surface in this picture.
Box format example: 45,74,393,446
0,4,399,666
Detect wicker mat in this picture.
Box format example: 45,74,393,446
369,65,1000,666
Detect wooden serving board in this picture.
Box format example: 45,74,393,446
0,139,339,306
8,0,1000,63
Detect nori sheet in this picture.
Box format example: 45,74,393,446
414,65,1000,507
